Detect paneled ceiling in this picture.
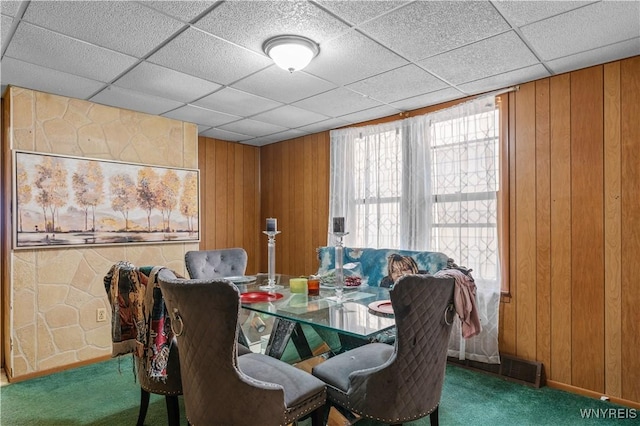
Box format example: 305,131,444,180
1,1,639,146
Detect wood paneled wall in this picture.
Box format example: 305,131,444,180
501,56,640,404
259,133,330,276
198,56,640,406
198,136,261,274
198,133,330,277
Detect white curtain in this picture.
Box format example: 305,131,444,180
427,97,501,364
329,96,501,364
328,115,431,250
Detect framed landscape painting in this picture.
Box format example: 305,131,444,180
13,150,200,249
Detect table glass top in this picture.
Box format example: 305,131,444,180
234,274,395,339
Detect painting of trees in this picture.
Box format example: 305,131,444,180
34,155,68,232
72,160,104,231
109,174,137,231
136,167,159,232
16,166,32,233
14,151,199,248
180,172,198,233
157,169,180,232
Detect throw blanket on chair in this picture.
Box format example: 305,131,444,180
104,262,175,381
434,267,482,338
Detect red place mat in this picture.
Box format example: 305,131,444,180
240,291,283,304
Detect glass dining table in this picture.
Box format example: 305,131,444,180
232,273,395,360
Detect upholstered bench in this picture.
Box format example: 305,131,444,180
316,246,452,288
314,247,454,346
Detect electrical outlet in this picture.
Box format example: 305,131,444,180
96,308,107,322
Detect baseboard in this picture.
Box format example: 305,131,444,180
546,380,640,410
4,354,112,384
447,354,545,388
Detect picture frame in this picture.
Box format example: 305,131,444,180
13,150,200,249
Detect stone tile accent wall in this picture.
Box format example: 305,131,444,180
5,87,198,379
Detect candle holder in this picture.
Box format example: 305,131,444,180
332,231,349,302
260,230,283,291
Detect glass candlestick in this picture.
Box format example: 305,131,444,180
260,230,283,291
332,232,348,302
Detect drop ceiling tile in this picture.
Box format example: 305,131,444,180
3,0,638,145
22,1,185,57
1,1,21,17
232,66,336,104
458,64,550,96
390,87,464,112
359,1,509,61
148,27,272,85
265,128,308,142
6,23,138,82
546,38,640,74
296,117,351,134
316,1,410,26
141,1,217,22
418,32,539,85
337,104,402,125
193,0,349,54
252,105,329,128
292,87,384,117
1,57,106,100
492,1,595,27
219,118,289,137
304,30,408,86
245,128,308,146
114,62,221,103
2,15,14,50
162,104,241,128
192,87,283,117
91,86,184,116
200,127,252,142
197,124,212,134
346,64,448,104
521,1,640,61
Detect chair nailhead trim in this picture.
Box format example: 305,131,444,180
337,395,436,422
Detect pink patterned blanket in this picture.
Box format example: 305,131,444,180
104,262,175,381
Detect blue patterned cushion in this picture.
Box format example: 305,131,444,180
316,247,451,288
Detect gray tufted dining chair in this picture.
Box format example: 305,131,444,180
103,262,183,426
184,248,248,279
312,274,456,426
184,247,253,347
157,268,327,426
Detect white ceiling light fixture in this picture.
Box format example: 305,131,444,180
263,35,319,73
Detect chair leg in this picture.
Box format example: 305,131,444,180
136,388,150,426
310,403,330,426
429,406,439,426
165,395,180,426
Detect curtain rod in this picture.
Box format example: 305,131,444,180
483,85,520,98
396,85,520,118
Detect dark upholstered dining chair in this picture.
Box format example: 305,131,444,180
312,274,456,426
184,247,253,347
184,248,248,279
157,268,327,426
103,262,182,426
104,262,252,426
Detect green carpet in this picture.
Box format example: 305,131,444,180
0,356,633,425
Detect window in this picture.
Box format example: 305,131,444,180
330,95,503,363
429,107,501,289
330,95,505,293
352,129,403,248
